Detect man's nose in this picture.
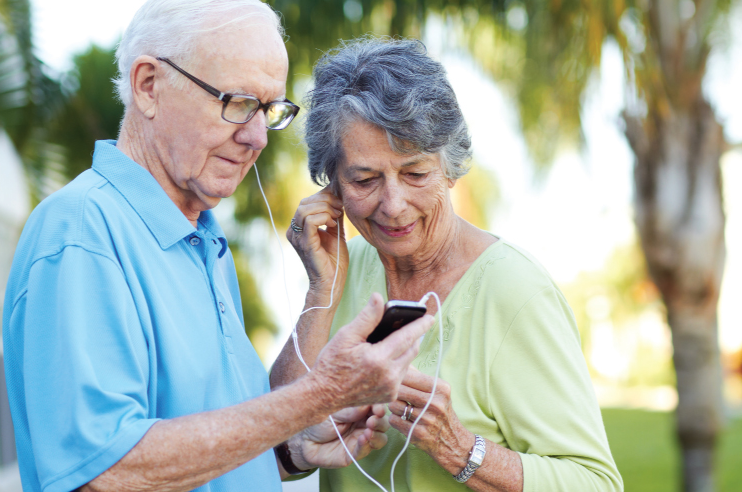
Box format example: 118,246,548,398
234,110,269,150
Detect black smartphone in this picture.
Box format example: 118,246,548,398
367,300,427,344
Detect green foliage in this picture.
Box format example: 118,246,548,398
229,244,278,358
560,241,676,387
272,0,737,164
602,409,742,491
47,45,124,180
0,0,64,203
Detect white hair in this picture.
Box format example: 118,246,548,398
114,0,283,107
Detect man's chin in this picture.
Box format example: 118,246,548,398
197,182,240,203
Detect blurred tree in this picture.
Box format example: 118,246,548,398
466,3,731,491
47,44,124,180
272,0,734,490
0,0,64,204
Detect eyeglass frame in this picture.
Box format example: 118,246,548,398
156,57,299,129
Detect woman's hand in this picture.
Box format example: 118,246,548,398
287,187,349,297
289,404,389,470
388,366,475,474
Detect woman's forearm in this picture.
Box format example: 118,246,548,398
428,426,523,492
445,439,523,492
270,288,338,388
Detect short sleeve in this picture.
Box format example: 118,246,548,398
490,287,623,492
19,246,158,492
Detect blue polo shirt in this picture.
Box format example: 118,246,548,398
2,140,281,492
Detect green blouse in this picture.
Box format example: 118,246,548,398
320,237,622,492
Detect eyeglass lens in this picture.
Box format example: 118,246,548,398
223,97,297,129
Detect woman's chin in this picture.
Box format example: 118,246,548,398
371,236,420,259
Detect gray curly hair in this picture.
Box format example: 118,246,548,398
304,37,472,186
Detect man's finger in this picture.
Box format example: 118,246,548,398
337,293,385,340
366,429,388,450
379,315,433,359
371,403,386,418
332,405,371,424
366,413,390,434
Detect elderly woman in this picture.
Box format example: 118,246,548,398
270,38,622,492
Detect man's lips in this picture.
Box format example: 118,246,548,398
375,220,418,238
217,156,243,165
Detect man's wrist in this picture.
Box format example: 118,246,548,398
300,370,339,416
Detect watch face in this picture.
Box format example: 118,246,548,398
471,448,485,465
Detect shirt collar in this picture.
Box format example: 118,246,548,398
198,210,229,258
91,140,227,253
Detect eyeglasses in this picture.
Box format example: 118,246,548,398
156,57,299,130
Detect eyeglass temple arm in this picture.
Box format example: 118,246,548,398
156,57,230,102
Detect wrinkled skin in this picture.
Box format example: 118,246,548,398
290,404,390,470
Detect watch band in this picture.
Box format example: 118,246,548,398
274,440,309,475
453,434,486,483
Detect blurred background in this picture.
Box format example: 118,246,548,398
0,0,741,491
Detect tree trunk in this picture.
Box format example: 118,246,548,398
624,97,726,492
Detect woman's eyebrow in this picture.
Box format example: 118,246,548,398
399,157,428,168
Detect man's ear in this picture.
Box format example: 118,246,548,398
129,55,161,119
448,178,457,188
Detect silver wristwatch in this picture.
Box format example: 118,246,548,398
453,434,486,483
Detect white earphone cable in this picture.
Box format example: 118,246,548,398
253,164,443,491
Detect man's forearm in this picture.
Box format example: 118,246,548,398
270,290,337,388
81,373,332,492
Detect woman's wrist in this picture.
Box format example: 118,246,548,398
276,439,311,475
306,281,345,309
438,427,477,475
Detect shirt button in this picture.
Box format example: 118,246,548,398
219,302,225,313
190,237,200,246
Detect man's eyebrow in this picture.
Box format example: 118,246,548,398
224,88,287,103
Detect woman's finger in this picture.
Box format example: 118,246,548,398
396,385,433,408
388,413,415,437
298,189,343,209
388,398,426,424
304,212,339,231
401,366,436,392
295,201,343,222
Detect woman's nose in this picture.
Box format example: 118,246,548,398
379,180,406,218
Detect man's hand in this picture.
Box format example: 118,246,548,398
308,293,434,412
289,404,389,470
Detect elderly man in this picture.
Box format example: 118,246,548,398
1,1,432,491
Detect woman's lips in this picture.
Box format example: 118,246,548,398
375,220,418,238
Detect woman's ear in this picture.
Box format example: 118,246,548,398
448,178,457,188
331,178,343,199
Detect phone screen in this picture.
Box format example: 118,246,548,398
367,300,427,344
